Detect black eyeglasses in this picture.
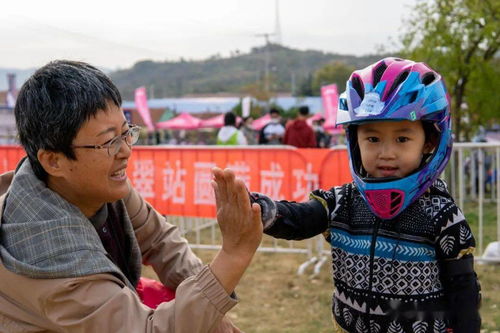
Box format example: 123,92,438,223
72,125,141,156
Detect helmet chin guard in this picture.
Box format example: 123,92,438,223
338,57,452,220
365,189,405,219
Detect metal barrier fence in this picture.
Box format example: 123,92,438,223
165,143,500,270
1,143,498,266
167,216,313,256
447,142,500,259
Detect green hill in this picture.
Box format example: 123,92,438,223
109,44,391,100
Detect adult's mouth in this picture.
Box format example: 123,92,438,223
110,166,128,181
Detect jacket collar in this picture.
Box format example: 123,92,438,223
0,159,140,289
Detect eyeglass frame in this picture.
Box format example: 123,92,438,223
71,125,141,156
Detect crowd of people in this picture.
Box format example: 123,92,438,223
139,106,339,147
213,106,333,148
215,106,336,148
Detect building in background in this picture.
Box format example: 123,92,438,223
0,74,18,144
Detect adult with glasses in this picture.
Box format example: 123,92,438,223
0,60,263,332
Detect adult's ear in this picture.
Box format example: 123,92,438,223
37,149,66,178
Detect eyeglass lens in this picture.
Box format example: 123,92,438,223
109,127,140,156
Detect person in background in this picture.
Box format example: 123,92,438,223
249,58,481,333
313,118,331,148
0,60,262,332
283,105,316,148
258,108,285,145
240,116,258,145
217,112,247,145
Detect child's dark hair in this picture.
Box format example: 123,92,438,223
422,121,440,148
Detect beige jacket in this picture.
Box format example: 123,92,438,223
0,171,237,332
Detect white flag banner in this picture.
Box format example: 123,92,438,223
242,96,251,118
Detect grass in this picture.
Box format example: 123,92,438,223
143,249,500,332
143,201,500,332
463,201,498,254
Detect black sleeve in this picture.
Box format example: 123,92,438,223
440,255,481,333
264,199,329,240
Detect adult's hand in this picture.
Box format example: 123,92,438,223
209,167,263,294
212,167,262,257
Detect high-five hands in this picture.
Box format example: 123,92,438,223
208,167,263,295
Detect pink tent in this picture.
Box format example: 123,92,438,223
305,112,343,134
323,113,343,134
324,118,343,134
306,113,325,126
156,112,202,130
199,114,242,129
252,114,271,131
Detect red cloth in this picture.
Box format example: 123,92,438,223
283,119,317,148
136,277,175,309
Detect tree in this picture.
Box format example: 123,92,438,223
466,58,500,129
296,74,314,96
311,61,355,95
400,0,500,141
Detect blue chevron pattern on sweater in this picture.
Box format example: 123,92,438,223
331,229,436,261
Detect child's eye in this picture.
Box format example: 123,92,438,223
397,137,410,143
367,137,379,143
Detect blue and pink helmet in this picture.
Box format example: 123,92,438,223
336,57,452,220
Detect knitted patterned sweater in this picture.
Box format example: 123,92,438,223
264,179,480,333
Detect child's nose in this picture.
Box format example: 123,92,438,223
378,143,397,159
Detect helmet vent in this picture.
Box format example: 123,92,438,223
409,91,418,104
373,63,387,88
386,70,409,99
422,72,436,86
352,76,364,100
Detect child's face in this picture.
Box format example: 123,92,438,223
357,120,433,178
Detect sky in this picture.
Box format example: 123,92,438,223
0,0,417,70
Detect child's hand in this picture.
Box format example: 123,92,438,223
249,192,277,229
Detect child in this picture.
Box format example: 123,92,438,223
251,58,481,333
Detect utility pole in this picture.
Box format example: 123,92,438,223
255,33,275,92
149,84,155,99
274,0,282,45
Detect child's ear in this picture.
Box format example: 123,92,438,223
423,140,436,154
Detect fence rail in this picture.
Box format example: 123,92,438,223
447,143,500,257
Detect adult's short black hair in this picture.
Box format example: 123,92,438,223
224,112,236,126
14,60,122,181
269,108,280,115
298,106,310,116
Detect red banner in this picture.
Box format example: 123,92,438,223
0,146,351,217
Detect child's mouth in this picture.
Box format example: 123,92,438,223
378,167,398,177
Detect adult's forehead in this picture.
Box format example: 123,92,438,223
78,105,126,134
